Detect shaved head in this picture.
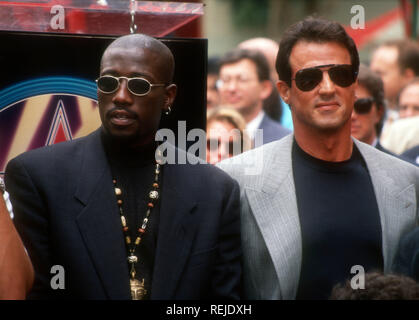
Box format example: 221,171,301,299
101,34,175,83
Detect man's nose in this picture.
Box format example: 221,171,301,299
112,79,133,105
318,71,336,95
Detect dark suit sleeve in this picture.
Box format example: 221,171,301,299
211,178,242,299
392,227,419,282
5,157,55,299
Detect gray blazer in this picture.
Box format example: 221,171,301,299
217,134,419,299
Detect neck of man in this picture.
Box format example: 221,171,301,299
240,102,263,123
102,128,157,153
364,131,377,146
293,122,353,162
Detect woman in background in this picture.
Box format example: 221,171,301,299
206,107,251,164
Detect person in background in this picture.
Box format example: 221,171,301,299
397,78,419,119
217,48,290,146
351,64,393,155
238,37,293,130
380,115,419,155
206,107,251,164
0,177,34,299
382,79,419,159
329,272,419,300
370,39,419,144
400,145,419,166
207,56,221,111
370,39,419,112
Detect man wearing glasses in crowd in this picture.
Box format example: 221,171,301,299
5,34,241,299
351,64,394,155
218,17,419,299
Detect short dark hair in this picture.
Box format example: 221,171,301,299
208,56,220,76
357,64,386,136
218,48,271,82
380,39,419,75
276,16,360,87
330,272,419,300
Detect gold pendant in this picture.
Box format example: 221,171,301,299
130,278,147,300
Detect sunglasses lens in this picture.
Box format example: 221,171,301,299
295,68,323,91
329,65,355,87
128,78,151,95
354,98,373,114
97,76,119,93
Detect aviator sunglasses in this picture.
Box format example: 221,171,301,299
96,75,166,96
354,97,375,114
292,64,357,91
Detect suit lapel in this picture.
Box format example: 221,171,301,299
151,163,198,299
355,140,417,272
245,135,302,299
74,129,131,299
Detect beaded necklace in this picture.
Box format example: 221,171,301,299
113,161,162,300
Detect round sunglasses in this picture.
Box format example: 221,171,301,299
292,64,357,91
96,75,166,96
354,97,375,114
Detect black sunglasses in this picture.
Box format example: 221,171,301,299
96,75,166,96
354,97,375,114
292,64,357,91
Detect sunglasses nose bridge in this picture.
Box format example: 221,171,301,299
112,77,134,102
318,69,336,92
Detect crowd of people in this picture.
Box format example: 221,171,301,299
0,15,419,301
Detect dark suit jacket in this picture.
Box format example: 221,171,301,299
5,129,242,300
258,114,291,145
393,227,419,282
401,145,419,167
376,141,396,157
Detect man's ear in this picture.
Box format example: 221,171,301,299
403,68,415,81
277,80,291,105
164,84,177,112
259,80,273,100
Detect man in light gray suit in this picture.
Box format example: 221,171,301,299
218,17,419,299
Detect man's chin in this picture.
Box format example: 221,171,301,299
103,127,141,143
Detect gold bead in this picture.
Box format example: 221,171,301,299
135,237,141,245
115,188,122,196
125,236,131,244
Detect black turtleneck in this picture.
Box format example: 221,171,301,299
101,129,162,299
292,139,383,300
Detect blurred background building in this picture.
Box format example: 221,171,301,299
201,0,415,64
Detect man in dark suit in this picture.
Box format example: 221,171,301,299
217,49,290,146
5,34,241,300
351,64,395,156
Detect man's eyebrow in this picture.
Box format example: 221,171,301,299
100,70,152,79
